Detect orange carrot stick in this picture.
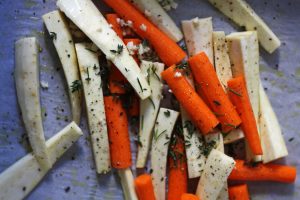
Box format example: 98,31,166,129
104,96,132,168
188,52,242,133
228,184,250,200
168,136,188,200
103,0,186,66
106,13,123,39
161,65,219,134
135,174,156,200
181,194,200,200
227,76,262,155
109,65,127,94
229,160,297,183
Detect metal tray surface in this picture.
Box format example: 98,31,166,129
0,0,299,199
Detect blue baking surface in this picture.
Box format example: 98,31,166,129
0,0,300,199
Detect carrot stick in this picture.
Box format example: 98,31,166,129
188,52,242,133
229,160,297,183
123,38,141,64
228,184,250,200
134,174,156,200
161,65,219,134
181,194,200,200
103,0,186,66
106,13,123,39
108,65,127,94
104,96,132,168
227,76,262,155
168,136,188,200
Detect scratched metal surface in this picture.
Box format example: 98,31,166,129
0,0,299,199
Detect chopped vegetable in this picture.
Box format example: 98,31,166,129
102,0,186,66
167,136,188,200
15,37,51,169
208,0,281,53
57,0,151,99
0,122,83,200
196,149,235,200
229,160,297,183
161,65,219,134
151,108,179,200
43,10,82,124
259,82,288,163
182,17,214,63
134,174,156,200
136,61,164,168
75,43,111,174
104,96,132,168
189,52,241,133
227,76,263,155
228,184,250,200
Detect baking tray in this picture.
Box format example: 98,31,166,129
0,0,299,199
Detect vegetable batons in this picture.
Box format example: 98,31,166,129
189,52,241,133
103,0,186,66
161,65,219,134
226,31,261,161
182,17,214,62
259,82,288,163
57,0,151,99
151,108,179,200
196,149,235,200
43,10,82,124
136,61,164,168
75,43,111,173
208,0,281,53
15,37,51,169
130,0,183,42
0,122,83,200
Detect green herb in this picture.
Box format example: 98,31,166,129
213,100,221,106
70,80,82,93
125,68,129,72
141,115,144,130
146,67,151,84
164,110,170,117
151,65,161,81
137,78,144,93
180,44,187,51
184,121,196,136
228,87,242,97
175,123,183,137
85,67,91,82
110,44,123,55
153,129,167,142
148,97,155,109
202,140,217,157
137,135,143,147
49,32,57,40
85,47,97,53
176,61,188,70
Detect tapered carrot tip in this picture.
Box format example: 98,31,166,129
135,174,156,200
181,193,200,200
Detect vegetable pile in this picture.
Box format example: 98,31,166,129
0,0,296,200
